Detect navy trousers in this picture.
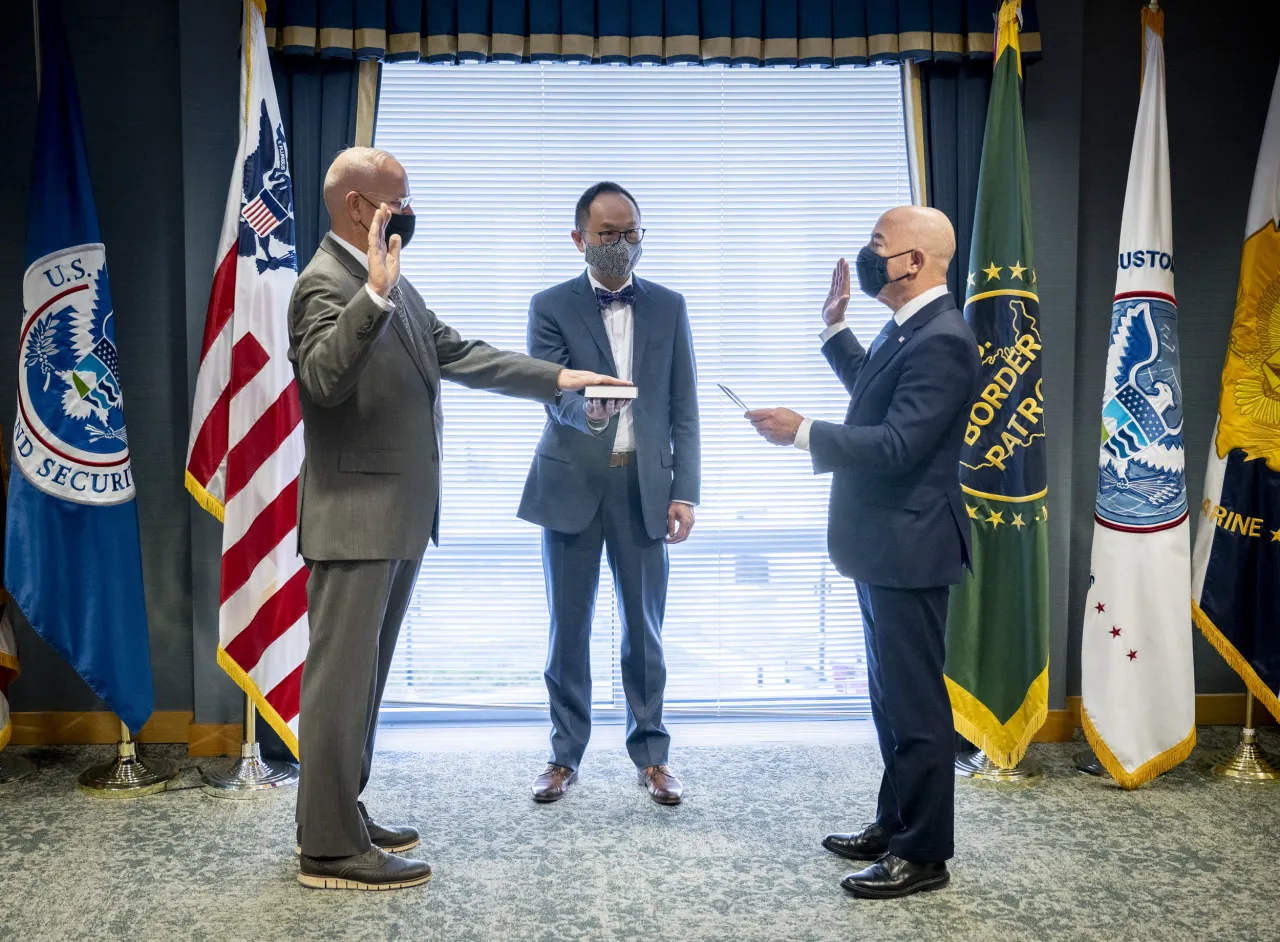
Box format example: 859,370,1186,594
541,463,671,771
854,581,955,863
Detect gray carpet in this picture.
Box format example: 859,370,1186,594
2,728,1278,942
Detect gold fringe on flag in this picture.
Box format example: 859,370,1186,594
946,666,1048,769
1081,703,1193,789
217,646,299,757
184,470,226,523
1192,600,1280,723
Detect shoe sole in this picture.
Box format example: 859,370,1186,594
295,837,420,856
298,871,432,891
842,874,950,899
532,771,578,803
821,838,889,862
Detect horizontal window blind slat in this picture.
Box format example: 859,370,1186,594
376,62,910,716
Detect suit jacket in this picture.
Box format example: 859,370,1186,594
517,272,700,541
809,293,981,589
289,234,562,561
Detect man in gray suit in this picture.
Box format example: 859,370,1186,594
289,148,625,891
518,182,700,806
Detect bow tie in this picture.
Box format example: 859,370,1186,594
594,285,635,311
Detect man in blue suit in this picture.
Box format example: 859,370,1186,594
748,206,979,899
518,182,700,805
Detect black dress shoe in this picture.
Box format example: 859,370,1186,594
841,854,950,899
298,847,432,891
822,824,893,861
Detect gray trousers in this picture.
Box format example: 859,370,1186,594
295,557,420,858
542,462,671,771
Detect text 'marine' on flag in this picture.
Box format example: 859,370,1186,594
6,0,154,733
1082,6,1195,789
185,0,307,755
943,0,1050,770
1191,57,1280,724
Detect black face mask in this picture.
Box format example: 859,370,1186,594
360,195,416,249
855,244,914,298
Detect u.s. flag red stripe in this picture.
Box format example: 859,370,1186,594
185,0,306,755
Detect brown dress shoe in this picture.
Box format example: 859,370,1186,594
531,763,577,803
638,765,683,805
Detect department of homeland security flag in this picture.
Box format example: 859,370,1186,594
1082,7,1195,788
185,0,306,754
1191,61,1280,724
5,0,154,733
944,0,1050,769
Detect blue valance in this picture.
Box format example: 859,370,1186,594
263,1,1041,68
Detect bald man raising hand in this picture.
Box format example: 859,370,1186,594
748,206,980,900
288,147,626,891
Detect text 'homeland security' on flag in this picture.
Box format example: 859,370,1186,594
4,0,154,733
944,0,1050,769
185,0,307,755
1191,58,1280,723
1081,6,1195,789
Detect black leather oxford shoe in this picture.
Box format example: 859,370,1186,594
840,853,950,899
821,824,893,861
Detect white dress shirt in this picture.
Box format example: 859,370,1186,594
587,269,638,452
794,283,951,452
327,231,396,313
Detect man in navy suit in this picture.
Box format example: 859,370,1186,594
748,206,979,899
518,182,700,805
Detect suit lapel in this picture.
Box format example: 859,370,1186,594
572,272,617,374
852,295,955,398
629,277,651,383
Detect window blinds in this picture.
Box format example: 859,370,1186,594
375,62,911,717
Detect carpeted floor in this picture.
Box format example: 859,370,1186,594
2,727,1278,942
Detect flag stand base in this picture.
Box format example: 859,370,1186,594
200,695,297,799
955,749,1042,782
78,722,178,799
1073,750,1108,777
0,751,36,785
1200,693,1280,783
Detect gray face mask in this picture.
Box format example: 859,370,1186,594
584,238,643,279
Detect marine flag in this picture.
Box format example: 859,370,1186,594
944,0,1050,769
5,0,154,733
1081,7,1195,788
1191,60,1280,723
185,0,307,754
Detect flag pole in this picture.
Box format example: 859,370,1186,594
1200,692,1280,782
199,691,297,798
77,720,178,798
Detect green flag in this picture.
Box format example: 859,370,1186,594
944,0,1050,769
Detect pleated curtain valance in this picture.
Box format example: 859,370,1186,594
262,1,1041,68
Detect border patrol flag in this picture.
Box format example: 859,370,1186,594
1082,7,1195,788
1191,60,1280,723
5,0,154,733
944,0,1050,769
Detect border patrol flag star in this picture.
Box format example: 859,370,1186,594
5,0,154,733
1081,5,1195,788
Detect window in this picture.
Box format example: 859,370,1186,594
375,62,911,719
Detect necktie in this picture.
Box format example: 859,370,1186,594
389,284,422,359
595,285,636,311
867,317,898,359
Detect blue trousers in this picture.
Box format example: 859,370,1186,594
855,581,955,862
541,463,670,771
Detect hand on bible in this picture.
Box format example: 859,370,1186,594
366,203,401,300
556,371,632,392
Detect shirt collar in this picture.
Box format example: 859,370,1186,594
892,283,951,326
587,269,634,301
328,231,368,270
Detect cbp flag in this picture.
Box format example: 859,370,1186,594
4,1,154,733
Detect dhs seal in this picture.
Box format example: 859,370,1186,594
15,243,135,505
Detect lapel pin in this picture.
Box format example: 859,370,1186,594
898,336,906,343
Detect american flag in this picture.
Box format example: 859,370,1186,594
241,189,288,238
185,0,306,755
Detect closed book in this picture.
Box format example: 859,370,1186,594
584,386,638,399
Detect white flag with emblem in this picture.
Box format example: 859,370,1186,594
1080,7,1195,788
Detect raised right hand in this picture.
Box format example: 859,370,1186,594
822,257,851,326
367,202,401,300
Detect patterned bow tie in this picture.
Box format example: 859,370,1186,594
595,285,635,311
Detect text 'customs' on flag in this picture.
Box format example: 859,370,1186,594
185,0,307,754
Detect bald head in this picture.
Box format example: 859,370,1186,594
324,147,411,245
866,205,955,309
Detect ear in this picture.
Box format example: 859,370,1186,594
345,191,364,224
571,229,586,254
910,248,926,274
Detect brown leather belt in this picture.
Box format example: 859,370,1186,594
609,451,635,468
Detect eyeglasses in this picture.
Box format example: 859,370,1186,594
582,228,646,246
358,192,414,213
